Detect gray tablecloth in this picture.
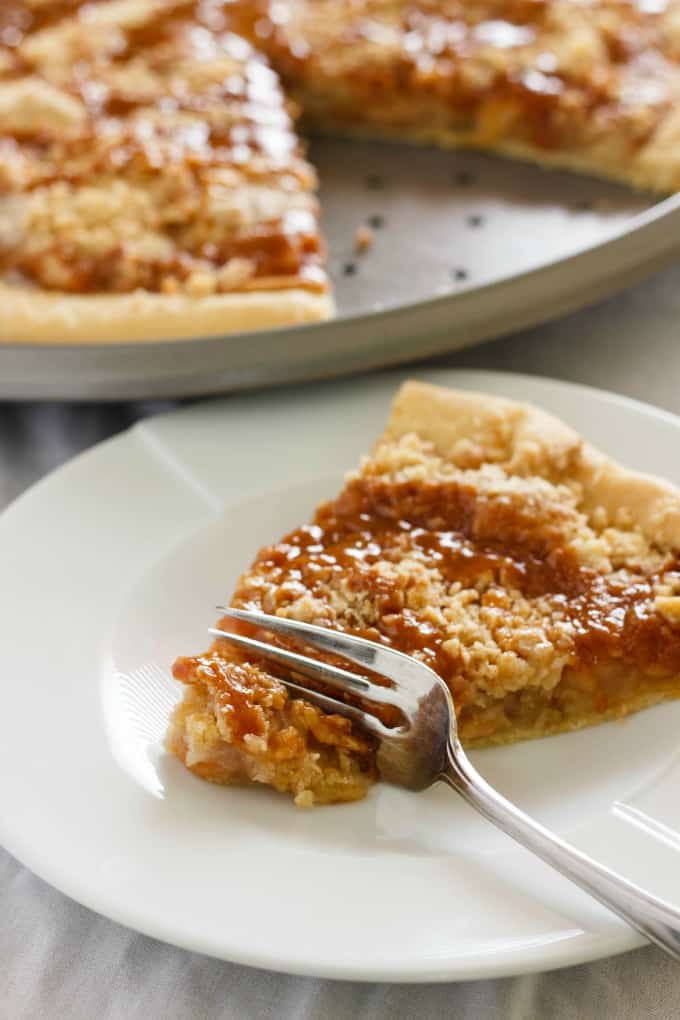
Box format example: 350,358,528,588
4,264,680,1018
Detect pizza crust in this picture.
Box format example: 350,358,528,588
386,381,680,551
465,685,680,748
0,284,334,344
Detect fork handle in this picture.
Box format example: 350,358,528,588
442,737,680,960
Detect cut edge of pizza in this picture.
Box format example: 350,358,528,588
167,379,680,806
0,0,333,344
255,0,680,196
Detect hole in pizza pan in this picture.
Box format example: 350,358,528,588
311,139,654,319
453,170,474,186
452,268,469,282
466,214,484,228
343,262,358,276
368,214,386,229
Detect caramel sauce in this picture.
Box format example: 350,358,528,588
0,0,324,293
173,655,271,742
233,476,680,691
0,1,82,43
264,0,670,151
2,1,673,292
0,222,325,294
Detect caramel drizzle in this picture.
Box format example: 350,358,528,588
264,0,674,150
233,476,680,687
0,1,324,293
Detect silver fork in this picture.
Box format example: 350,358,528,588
211,606,680,960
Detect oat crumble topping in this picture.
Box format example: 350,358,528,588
0,0,327,295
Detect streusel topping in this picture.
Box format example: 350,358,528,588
0,0,326,295
230,433,680,731
251,0,680,185
170,653,376,804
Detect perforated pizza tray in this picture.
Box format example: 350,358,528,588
2,139,680,400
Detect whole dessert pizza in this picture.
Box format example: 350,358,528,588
1,0,680,342
169,381,680,806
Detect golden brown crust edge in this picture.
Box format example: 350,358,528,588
300,118,674,195
0,285,334,344
385,380,680,551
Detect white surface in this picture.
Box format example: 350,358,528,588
2,142,680,400
2,369,680,984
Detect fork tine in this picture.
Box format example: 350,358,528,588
217,606,419,683
209,626,396,707
275,676,393,739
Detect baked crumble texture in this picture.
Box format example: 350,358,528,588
252,0,680,193
168,653,376,806
168,381,680,804
0,0,331,341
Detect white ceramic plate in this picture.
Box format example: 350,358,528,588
2,142,680,400
2,368,680,982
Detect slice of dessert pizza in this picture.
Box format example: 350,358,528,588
167,380,680,805
0,0,331,343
